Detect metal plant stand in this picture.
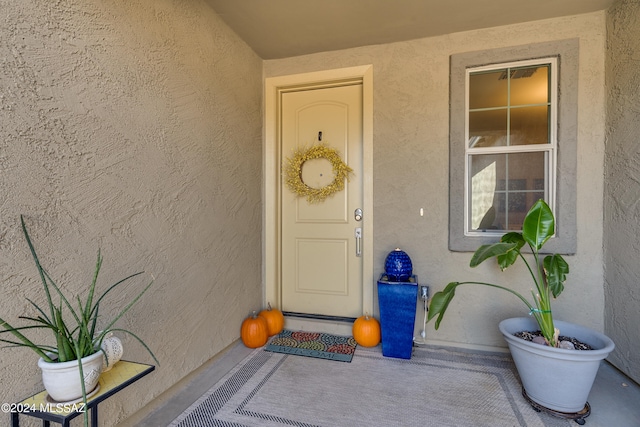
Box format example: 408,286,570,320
10,360,154,427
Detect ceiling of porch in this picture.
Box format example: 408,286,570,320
205,0,616,59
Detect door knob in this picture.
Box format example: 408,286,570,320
355,227,362,257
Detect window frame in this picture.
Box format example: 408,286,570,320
464,58,558,236
449,39,578,254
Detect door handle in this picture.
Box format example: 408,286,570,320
355,227,362,257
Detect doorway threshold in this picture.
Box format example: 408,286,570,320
283,312,356,323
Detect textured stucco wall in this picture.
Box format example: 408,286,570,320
604,0,640,383
0,0,262,424
265,12,607,350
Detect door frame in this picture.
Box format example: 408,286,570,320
264,65,374,317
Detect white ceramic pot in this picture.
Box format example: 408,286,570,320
38,351,103,402
499,317,615,413
101,334,123,372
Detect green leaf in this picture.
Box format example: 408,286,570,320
500,232,525,247
97,279,154,336
83,250,102,321
90,271,145,319
108,328,160,366
21,215,56,323
522,199,554,251
470,242,517,267
0,318,53,361
54,308,72,362
497,233,525,269
24,298,52,325
17,316,56,329
427,282,460,330
544,254,569,298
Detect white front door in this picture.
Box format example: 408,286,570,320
280,83,364,318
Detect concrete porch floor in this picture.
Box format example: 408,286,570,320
124,339,640,427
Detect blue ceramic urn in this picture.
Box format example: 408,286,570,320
384,248,413,282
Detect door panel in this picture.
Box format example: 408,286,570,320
296,239,348,295
281,84,363,318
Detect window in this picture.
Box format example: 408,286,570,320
465,59,556,234
449,40,578,254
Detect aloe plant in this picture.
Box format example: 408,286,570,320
428,199,569,347
0,215,159,426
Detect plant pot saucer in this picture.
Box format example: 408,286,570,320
522,388,590,425
45,384,100,405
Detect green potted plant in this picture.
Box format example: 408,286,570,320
428,199,614,421
0,216,158,426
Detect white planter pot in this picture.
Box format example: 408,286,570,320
499,317,615,414
100,334,123,372
38,351,104,402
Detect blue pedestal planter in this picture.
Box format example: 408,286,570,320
377,274,418,359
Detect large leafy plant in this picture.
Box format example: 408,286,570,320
428,199,569,347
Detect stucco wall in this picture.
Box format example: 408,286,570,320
0,0,262,424
605,0,640,383
265,12,607,350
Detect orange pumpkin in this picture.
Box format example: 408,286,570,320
352,313,381,347
258,302,285,336
241,311,269,348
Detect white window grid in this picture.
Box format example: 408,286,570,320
463,57,558,236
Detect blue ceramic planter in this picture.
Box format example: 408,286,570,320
377,275,418,359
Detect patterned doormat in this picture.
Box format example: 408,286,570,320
168,345,573,427
264,330,357,362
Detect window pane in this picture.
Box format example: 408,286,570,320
510,106,549,145
453,47,575,252
469,70,507,109
469,109,507,147
510,65,550,106
469,152,547,231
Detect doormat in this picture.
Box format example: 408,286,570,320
264,330,357,362
169,345,573,427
